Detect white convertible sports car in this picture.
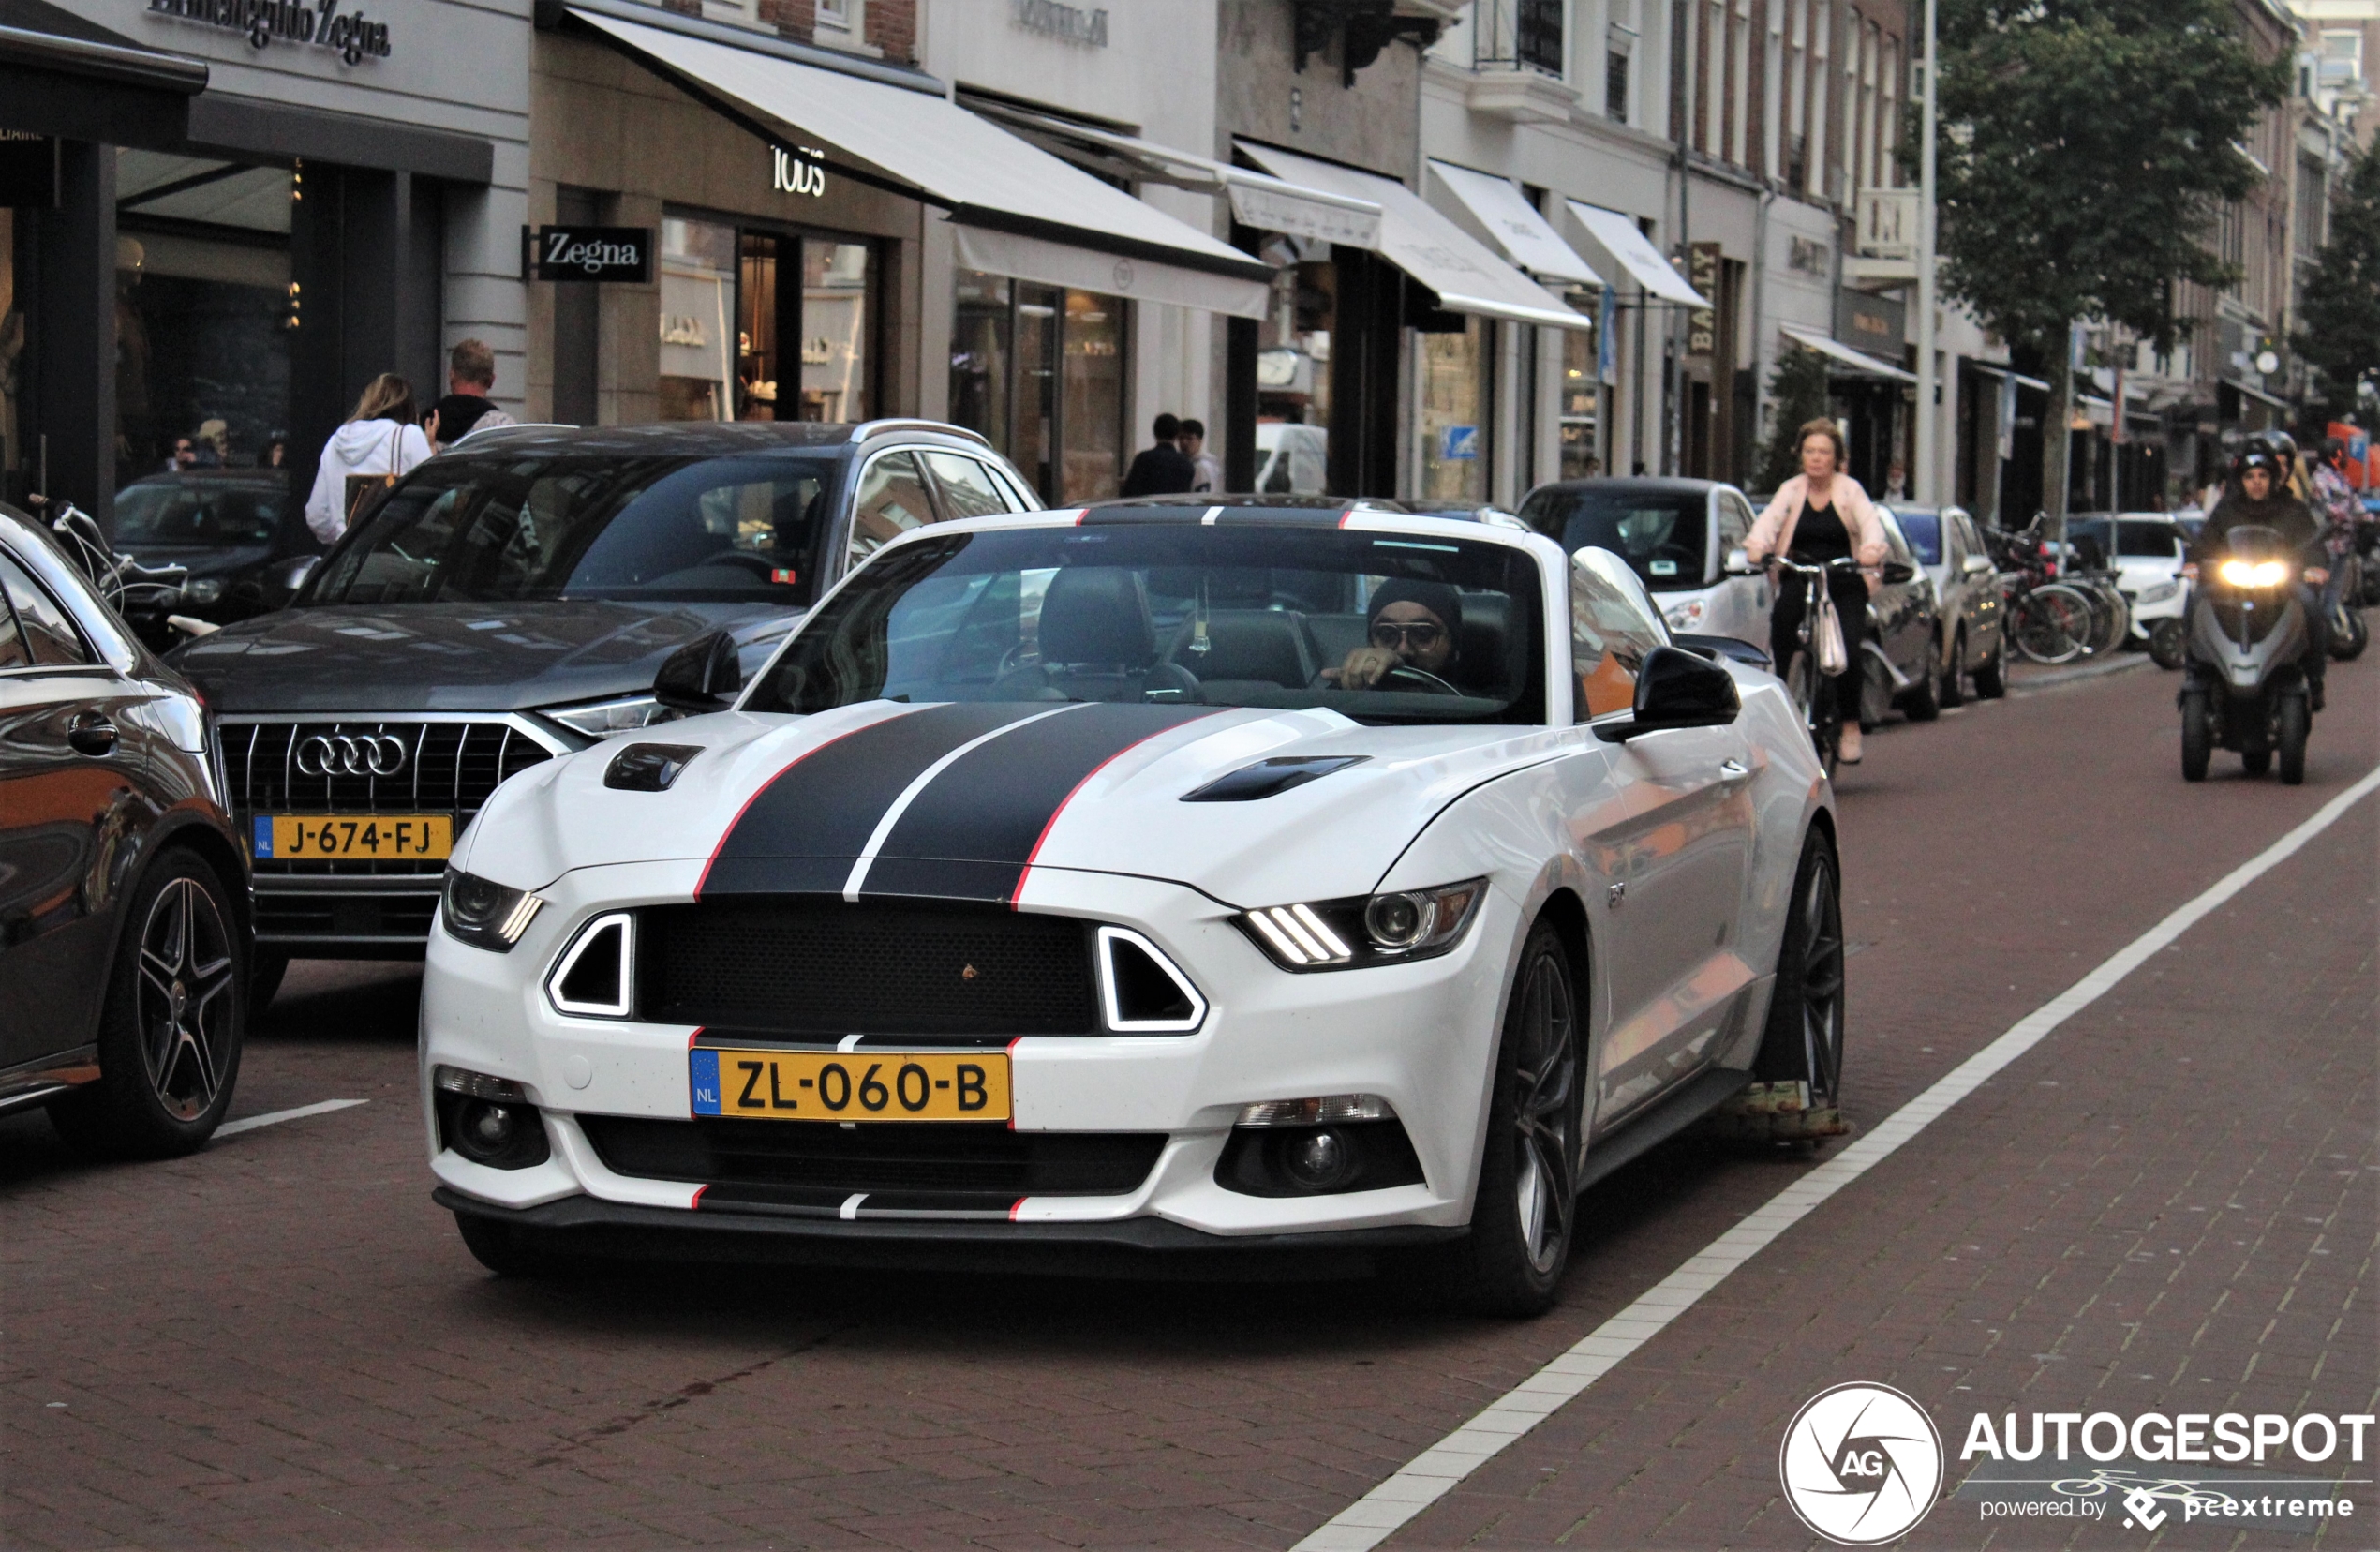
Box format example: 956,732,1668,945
423,503,1839,1313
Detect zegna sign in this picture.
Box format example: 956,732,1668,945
146,0,394,65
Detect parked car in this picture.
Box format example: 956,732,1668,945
423,504,1840,1314
167,421,1041,998
1253,423,1328,494
0,502,250,1155
109,470,320,649
1865,507,1947,725
2064,514,2193,654
1881,504,2008,701
1513,477,1770,648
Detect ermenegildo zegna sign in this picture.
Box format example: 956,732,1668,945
522,226,654,283
146,0,394,65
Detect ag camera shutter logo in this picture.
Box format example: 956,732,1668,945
1779,1382,1945,1545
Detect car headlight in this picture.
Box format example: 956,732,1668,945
181,576,223,604
2138,580,2179,604
439,869,545,951
2216,558,2290,589
1238,878,1486,971
1663,598,1706,630
543,693,685,739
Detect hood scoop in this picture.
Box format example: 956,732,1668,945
1181,754,1369,803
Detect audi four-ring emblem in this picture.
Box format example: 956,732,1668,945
295,733,408,778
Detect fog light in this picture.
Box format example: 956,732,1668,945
463,1101,518,1154
434,1067,549,1170
1283,1128,1352,1193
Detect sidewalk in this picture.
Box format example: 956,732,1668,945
2007,648,2159,692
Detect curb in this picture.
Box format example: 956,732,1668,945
2009,651,2159,693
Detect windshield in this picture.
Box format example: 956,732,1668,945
748,525,1547,725
1890,509,1942,564
1516,488,1708,590
114,480,282,546
309,453,837,606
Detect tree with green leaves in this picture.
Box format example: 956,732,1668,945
1759,345,1835,493
2297,145,2380,420
1919,0,2288,537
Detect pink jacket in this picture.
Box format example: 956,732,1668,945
1746,474,1891,570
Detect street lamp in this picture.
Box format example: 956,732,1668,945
1915,0,1939,504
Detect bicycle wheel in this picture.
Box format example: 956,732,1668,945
2014,586,2090,664
2088,581,2129,654
1783,649,1839,776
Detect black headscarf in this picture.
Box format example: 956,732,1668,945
1367,579,1464,649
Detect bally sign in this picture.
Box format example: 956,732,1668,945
524,226,652,283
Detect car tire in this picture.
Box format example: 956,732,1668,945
1753,829,1845,1108
453,1211,560,1277
2149,618,2188,671
1973,630,2008,699
1940,629,1967,708
1901,644,1942,721
1442,919,1583,1319
47,848,245,1159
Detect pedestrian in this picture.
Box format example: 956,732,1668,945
264,435,288,470
1179,418,1222,493
196,418,229,468
163,436,197,474
1884,458,1908,500
306,373,432,545
1120,412,1196,497
425,338,518,450
1581,456,1603,479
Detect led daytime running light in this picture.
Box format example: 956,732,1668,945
1237,1094,1396,1127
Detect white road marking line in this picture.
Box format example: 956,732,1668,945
839,1193,866,1221
1294,760,2380,1552
212,1098,368,1141
840,704,1086,902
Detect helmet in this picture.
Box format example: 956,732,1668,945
2232,437,2282,481
2268,430,2298,466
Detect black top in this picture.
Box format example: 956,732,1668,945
2193,490,2323,568
1119,442,1196,498
1790,500,1852,564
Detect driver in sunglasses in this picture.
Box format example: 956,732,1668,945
1327,579,1464,691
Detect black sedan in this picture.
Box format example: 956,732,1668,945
0,502,251,1155
168,420,1040,993
110,470,320,649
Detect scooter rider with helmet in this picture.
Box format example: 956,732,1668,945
2191,434,2330,709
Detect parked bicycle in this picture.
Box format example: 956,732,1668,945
1985,516,2098,664
37,494,194,624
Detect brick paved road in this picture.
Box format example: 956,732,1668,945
3,652,2373,1551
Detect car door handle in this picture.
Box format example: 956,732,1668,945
67,715,117,756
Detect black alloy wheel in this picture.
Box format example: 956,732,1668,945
49,850,245,1157
1940,628,1967,708
1444,919,1582,1317
1754,832,1846,1108
1902,643,1942,721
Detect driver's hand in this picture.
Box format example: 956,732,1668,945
2307,566,2331,586
1330,645,1402,690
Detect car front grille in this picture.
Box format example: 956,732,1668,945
579,1116,1165,1204
637,899,1100,1038
224,719,557,876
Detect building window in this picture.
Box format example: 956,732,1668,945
1518,0,1565,75
1420,317,1494,503
1606,48,1630,121
800,241,870,422
1475,0,1566,76
660,216,736,422
662,215,872,424
946,269,1125,504
1560,313,1600,479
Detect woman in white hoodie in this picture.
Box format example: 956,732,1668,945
305,373,433,545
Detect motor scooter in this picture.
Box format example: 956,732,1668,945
2179,525,2318,785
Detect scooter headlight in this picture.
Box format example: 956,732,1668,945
2216,558,2290,589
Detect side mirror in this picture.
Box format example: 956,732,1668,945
1879,560,1917,585
1721,546,1757,576
1594,644,1742,743
1960,552,1993,576
266,554,321,604
654,629,741,713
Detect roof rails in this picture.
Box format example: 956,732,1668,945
849,419,992,450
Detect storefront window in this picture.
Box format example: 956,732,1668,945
660,216,736,422
1255,243,1334,494
1060,289,1122,502
950,269,1011,458
736,232,784,420
1561,312,1600,479
1421,317,1493,502
801,241,869,422
1016,283,1056,500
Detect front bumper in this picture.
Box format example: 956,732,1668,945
423,861,1522,1246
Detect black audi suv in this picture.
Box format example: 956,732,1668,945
167,420,1040,1001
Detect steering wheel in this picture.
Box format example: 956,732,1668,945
1382,664,1464,695
689,549,780,579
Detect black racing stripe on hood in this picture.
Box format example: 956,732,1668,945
858,703,1222,903
698,702,1044,899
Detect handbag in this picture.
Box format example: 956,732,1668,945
1814,585,1849,677
342,424,403,526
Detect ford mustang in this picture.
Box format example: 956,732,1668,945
422,503,1841,1314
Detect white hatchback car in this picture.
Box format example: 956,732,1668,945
421,504,1837,1313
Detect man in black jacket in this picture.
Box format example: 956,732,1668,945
2193,439,2331,709
1120,413,1196,497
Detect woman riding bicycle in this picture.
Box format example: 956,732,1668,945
1744,419,1890,763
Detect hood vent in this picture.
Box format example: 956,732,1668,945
605,742,702,791
1181,754,1368,803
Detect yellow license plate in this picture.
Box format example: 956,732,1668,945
691,1049,1011,1123
258,814,453,860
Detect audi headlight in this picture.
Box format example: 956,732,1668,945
1663,598,1706,631
2216,558,2290,589
1238,879,1486,972
181,576,223,604
2138,580,2179,604
543,693,683,739
439,869,545,952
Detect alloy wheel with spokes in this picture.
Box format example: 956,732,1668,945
1756,830,1846,1108
1508,942,1579,1276
136,876,238,1120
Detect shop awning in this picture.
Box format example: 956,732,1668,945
569,8,1272,318
1427,161,1601,287
2221,375,2294,412
1237,143,1587,331
1972,363,2052,392
966,100,1382,249
1563,201,1709,307
0,0,207,92
1780,323,1920,384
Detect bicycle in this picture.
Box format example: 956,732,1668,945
1736,552,1866,777
1985,516,2094,664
